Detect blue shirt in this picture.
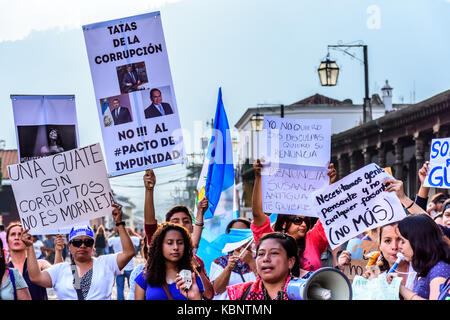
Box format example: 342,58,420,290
413,261,450,299
135,270,204,300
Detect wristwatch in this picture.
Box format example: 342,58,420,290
115,221,126,227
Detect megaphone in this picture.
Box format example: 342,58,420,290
286,267,352,300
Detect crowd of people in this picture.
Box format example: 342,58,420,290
0,160,449,301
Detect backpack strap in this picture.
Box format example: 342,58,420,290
162,283,174,300
70,257,84,300
9,269,17,301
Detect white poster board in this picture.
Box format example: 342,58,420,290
261,166,329,216
83,11,185,177
11,95,79,163
8,143,114,234
311,163,406,249
262,116,331,169
424,138,450,188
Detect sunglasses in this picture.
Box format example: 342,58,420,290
290,216,306,225
70,238,94,248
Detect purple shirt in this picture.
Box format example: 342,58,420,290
413,261,450,299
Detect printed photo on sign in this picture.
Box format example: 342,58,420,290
17,125,77,162
117,61,149,94
142,86,174,119
8,143,114,234
311,163,406,249
11,95,80,163
99,94,133,127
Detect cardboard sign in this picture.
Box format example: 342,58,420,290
8,143,114,234
311,163,406,249
262,116,331,169
83,12,185,177
342,239,379,282
261,166,329,216
424,138,450,188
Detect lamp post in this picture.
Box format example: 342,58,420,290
318,43,372,123
250,113,264,161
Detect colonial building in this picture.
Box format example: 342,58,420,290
234,85,449,215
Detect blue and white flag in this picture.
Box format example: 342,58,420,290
101,98,113,127
197,88,237,243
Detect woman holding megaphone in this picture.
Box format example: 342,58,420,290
228,232,300,300
251,159,336,273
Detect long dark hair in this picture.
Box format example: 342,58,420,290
398,214,450,277
0,238,7,284
145,223,195,287
273,215,311,259
256,232,300,277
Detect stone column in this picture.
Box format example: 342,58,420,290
349,150,359,173
362,147,373,166
414,134,425,173
337,153,348,180
393,139,404,181
376,143,386,168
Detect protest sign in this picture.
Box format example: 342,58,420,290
311,163,406,249
261,166,329,216
342,239,379,282
11,95,79,163
8,143,114,234
424,138,450,188
83,11,184,177
262,116,331,168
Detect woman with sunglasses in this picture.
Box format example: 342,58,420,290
251,159,337,273
21,203,135,300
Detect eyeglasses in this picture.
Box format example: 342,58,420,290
290,217,306,225
70,238,94,248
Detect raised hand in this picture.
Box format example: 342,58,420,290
143,169,156,190
20,229,34,248
112,203,123,223
328,162,337,184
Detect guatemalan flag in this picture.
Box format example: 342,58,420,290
196,88,241,275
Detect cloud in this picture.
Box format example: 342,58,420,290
0,0,181,42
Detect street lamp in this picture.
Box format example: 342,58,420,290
317,56,339,86
319,42,372,123
250,113,264,131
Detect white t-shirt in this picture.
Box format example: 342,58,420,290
33,240,45,258
108,236,139,271
44,253,121,300
209,259,256,300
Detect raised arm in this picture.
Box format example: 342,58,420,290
22,230,53,288
143,169,157,225
112,203,135,270
252,159,266,227
192,197,208,250
53,234,65,264
384,179,426,214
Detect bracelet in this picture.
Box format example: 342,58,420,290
405,201,414,210
195,222,204,227
115,221,126,227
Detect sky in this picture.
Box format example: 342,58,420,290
1,0,449,221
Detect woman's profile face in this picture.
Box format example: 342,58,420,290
256,238,294,284
162,230,185,263
443,209,450,227
395,227,414,262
